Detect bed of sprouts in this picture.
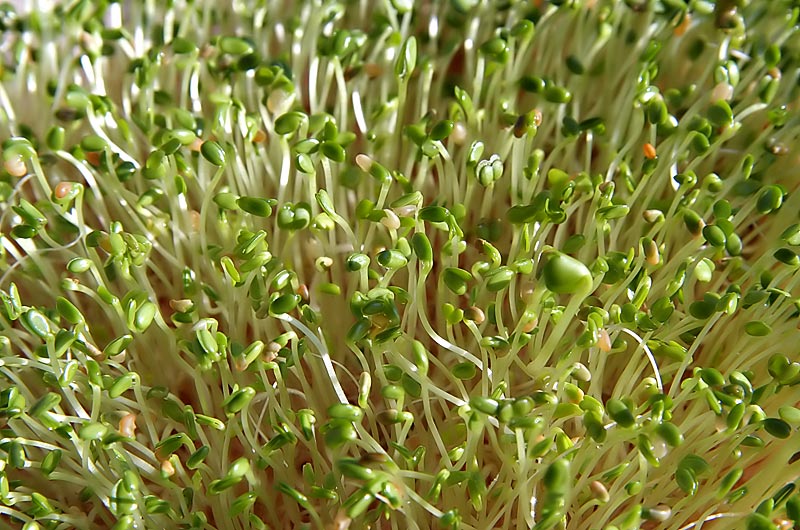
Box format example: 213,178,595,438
1,0,800,529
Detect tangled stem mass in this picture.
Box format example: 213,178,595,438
1,1,800,529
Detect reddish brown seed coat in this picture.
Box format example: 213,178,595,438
55,181,74,199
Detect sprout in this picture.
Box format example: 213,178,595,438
0,1,800,529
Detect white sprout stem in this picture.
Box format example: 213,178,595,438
610,325,663,394
415,277,487,373
276,314,348,404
